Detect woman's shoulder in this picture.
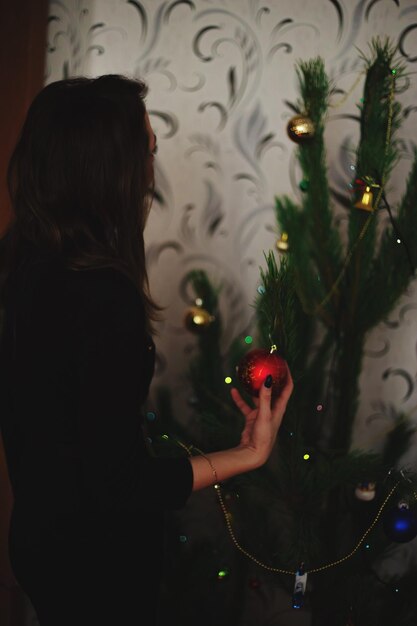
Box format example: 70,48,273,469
62,265,145,319
62,266,149,343
9,257,145,322
67,265,145,322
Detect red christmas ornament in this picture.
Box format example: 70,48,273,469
236,348,288,398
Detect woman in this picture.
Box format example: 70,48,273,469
0,75,293,626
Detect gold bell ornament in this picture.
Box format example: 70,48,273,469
184,304,214,334
286,114,315,143
276,232,289,253
354,185,374,212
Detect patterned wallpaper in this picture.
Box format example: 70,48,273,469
45,0,417,457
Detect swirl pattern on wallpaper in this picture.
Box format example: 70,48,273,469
45,0,417,457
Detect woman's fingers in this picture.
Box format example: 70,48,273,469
232,364,294,465
272,365,294,416
231,364,293,448
230,387,253,417
257,375,274,419
257,366,294,435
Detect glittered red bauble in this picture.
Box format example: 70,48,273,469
236,348,288,398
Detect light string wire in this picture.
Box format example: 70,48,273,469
301,69,396,317
173,437,405,576
328,70,365,109
381,190,415,276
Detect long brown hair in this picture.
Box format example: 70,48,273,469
2,74,160,331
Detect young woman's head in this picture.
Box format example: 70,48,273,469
4,74,160,324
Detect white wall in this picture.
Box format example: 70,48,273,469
46,0,417,456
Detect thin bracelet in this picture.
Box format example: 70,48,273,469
175,440,219,486
193,446,219,486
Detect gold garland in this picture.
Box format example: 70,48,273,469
174,437,404,576
215,478,399,575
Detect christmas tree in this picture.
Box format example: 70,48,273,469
150,38,417,626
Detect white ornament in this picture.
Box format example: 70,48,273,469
355,482,376,501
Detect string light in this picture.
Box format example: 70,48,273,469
225,376,232,384
245,335,253,344
329,71,365,108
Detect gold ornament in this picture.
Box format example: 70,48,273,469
276,232,289,253
354,186,374,211
286,114,315,143
184,305,214,334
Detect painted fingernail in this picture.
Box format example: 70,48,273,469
264,374,273,388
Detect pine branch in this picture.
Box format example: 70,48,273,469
295,58,343,321
356,38,403,183
347,38,404,327
185,269,226,401
275,196,334,327
256,252,313,376
330,330,366,452
362,151,417,332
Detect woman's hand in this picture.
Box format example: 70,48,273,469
190,364,293,491
230,364,293,467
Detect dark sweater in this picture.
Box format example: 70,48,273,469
0,257,193,625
